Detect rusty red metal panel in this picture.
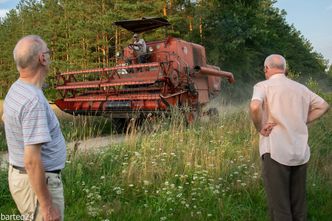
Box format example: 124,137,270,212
56,81,103,90
64,94,160,102
208,76,221,95
61,62,160,76
100,80,156,87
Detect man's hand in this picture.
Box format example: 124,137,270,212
259,122,276,137
128,43,142,51
42,205,61,221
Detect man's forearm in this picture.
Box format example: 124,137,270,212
250,100,263,131
307,102,329,124
24,145,53,210
252,113,262,131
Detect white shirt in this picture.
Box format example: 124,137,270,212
252,74,326,166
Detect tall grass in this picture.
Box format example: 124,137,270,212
0,100,6,151
61,107,331,221
59,114,113,142
0,124,6,152
0,103,331,220
61,106,269,221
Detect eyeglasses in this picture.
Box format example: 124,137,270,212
42,50,53,56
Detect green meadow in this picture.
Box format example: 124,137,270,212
1,102,331,221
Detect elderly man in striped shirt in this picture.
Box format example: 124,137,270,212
3,35,66,221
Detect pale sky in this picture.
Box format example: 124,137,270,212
1,0,331,64
274,0,332,65
0,0,18,19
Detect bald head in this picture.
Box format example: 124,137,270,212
13,35,46,71
264,54,286,72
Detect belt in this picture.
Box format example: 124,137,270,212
11,165,61,174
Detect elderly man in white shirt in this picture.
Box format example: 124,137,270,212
250,54,329,221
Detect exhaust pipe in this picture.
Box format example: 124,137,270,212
194,66,235,84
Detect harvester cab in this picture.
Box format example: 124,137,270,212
54,17,235,122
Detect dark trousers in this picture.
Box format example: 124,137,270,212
138,54,147,63
262,153,307,221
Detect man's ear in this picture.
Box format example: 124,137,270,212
39,53,47,66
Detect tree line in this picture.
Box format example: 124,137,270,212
0,0,329,99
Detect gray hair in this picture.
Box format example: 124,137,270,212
264,54,286,71
13,35,45,70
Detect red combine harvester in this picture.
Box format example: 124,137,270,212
54,17,235,122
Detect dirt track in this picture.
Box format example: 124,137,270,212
66,134,125,152
1,101,126,170
0,134,125,170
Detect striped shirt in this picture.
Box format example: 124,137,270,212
3,79,66,171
